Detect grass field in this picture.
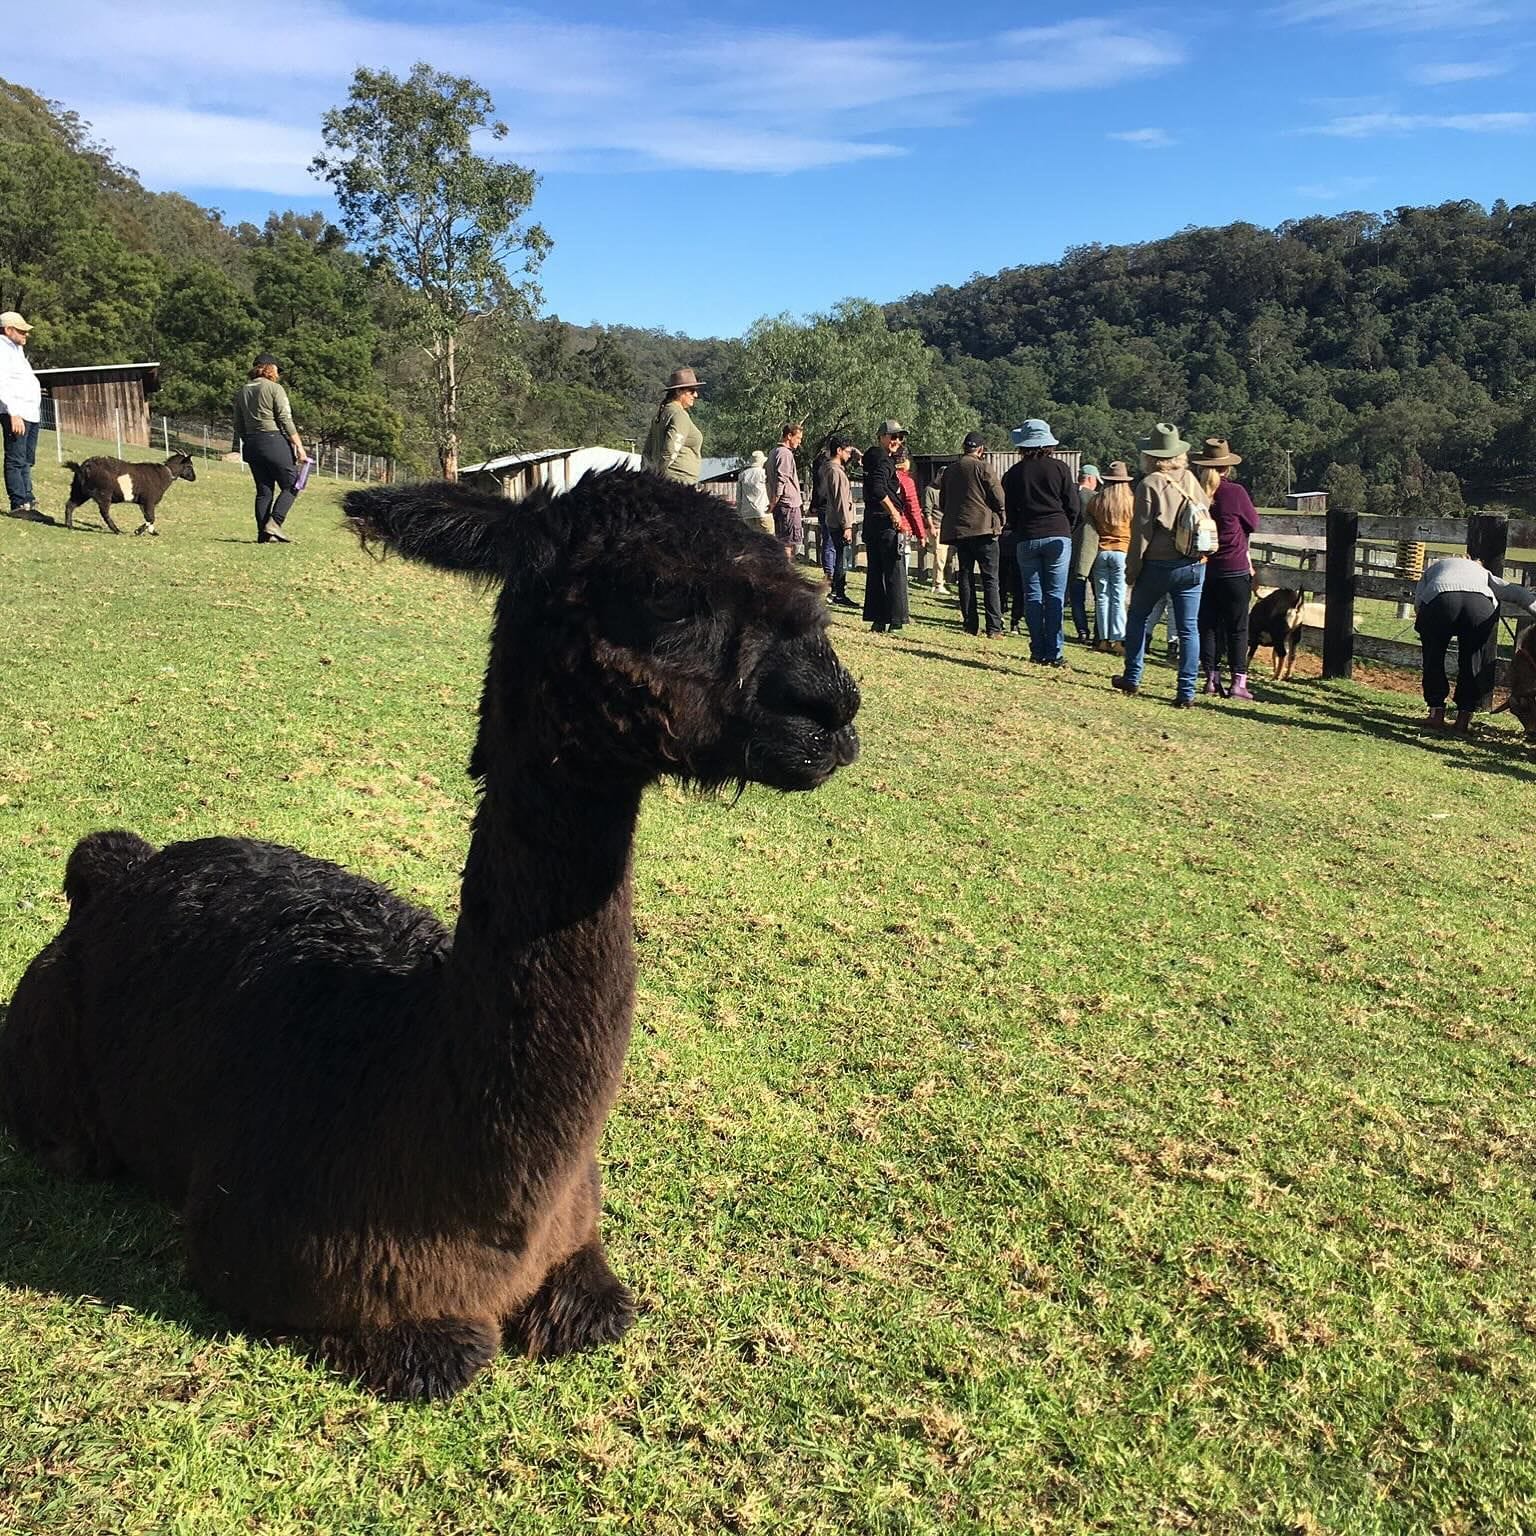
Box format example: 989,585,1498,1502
3,448,1536,1534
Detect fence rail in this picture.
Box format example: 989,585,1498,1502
38,399,394,485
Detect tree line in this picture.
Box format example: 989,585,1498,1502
886,203,1536,514
5,66,1528,505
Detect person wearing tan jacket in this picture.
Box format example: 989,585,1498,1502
939,430,1006,637
1086,461,1134,651
1112,424,1210,707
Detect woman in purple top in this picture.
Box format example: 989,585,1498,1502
1192,438,1260,699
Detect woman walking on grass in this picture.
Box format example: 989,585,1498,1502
1193,437,1260,699
232,353,309,544
1087,461,1134,652
1112,423,1208,708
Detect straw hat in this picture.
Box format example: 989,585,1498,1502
1138,422,1190,458
1191,436,1243,467
1100,460,1133,482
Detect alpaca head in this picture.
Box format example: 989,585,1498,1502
345,471,860,792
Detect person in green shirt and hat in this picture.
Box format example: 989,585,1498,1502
642,368,705,485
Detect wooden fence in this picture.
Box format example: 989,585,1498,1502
1248,511,1536,679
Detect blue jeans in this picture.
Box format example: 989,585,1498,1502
3,417,39,509
820,521,848,595
1091,550,1127,642
1016,536,1070,662
1123,559,1206,699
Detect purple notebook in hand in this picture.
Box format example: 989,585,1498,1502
293,458,312,493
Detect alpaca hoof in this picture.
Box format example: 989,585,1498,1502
509,1244,637,1360
307,1316,500,1401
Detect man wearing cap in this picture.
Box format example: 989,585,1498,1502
643,367,705,485
1069,464,1101,644
767,422,804,561
1,311,44,520
738,449,771,534
939,430,1006,638
861,419,910,633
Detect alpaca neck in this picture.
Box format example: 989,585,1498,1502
443,750,643,1186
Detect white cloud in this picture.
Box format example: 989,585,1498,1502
1301,110,1536,136
1274,0,1509,29
1108,128,1176,148
1295,175,1378,199
6,3,1186,186
1408,60,1514,84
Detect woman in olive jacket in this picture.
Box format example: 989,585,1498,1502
231,352,309,543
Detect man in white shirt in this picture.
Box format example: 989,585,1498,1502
1,311,44,518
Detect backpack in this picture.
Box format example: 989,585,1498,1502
1172,490,1218,558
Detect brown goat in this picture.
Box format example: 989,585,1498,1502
0,470,861,1400
63,453,196,534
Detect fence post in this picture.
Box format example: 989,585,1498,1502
114,408,123,460
1322,502,1359,680
1467,512,1508,577
55,400,63,463
1468,516,1505,706
203,423,209,460
162,416,170,454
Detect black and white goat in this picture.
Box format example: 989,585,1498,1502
63,453,197,535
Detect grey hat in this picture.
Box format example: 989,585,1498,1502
879,418,906,437
1011,418,1058,449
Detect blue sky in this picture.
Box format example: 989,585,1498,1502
11,0,1536,337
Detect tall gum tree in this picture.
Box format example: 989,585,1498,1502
311,64,550,479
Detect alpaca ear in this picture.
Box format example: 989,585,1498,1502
344,483,530,578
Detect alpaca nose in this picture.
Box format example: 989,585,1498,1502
758,659,860,734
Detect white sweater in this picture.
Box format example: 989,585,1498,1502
1414,557,1536,615
0,336,42,423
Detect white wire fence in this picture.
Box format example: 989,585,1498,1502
37,398,395,484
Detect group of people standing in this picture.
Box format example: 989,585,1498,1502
933,418,1261,706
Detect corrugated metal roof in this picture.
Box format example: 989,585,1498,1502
458,447,576,475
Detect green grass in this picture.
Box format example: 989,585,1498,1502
3,448,1536,1534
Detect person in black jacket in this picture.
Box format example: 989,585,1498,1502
1001,419,1079,665
861,419,910,633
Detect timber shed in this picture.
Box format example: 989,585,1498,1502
1285,491,1328,514
33,363,161,447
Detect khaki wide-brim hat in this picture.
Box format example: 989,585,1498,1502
1100,460,1134,482
665,367,705,392
1191,436,1243,467
1139,422,1191,458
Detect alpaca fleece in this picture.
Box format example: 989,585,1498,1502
0,468,860,1399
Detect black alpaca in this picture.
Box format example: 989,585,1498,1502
0,470,860,1400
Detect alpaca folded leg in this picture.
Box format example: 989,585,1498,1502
304,1316,501,1401
508,1240,636,1360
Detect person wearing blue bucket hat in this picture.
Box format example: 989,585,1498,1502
1001,418,1079,665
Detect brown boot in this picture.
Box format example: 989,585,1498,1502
1452,710,1473,735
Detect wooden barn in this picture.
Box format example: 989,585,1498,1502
458,445,640,499
33,363,161,447
911,448,1082,500
1286,491,1328,515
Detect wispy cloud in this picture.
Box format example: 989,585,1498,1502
1108,128,1176,148
8,3,1186,188
1274,0,1509,29
1407,60,1514,83
1300,110,1536,136
1295,175,1378,199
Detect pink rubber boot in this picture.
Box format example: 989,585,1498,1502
1202,670,1222,696
1228,672,1254,701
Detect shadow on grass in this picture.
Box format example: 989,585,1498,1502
0,1004,223,1336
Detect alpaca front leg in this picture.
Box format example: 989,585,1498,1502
303,1316,501,1401
507,1240,636,1360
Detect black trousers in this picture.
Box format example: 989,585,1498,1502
1416,589,1498,710
1199,572,1252,675
244,431,298,534
862,522,909,631
954,534,1002,636
998,528,1025,627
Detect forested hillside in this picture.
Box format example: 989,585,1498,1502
888,204,1536,510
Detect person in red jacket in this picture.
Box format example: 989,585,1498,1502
894,451,927,542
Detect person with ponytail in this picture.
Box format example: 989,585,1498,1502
1192,437,1260,699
